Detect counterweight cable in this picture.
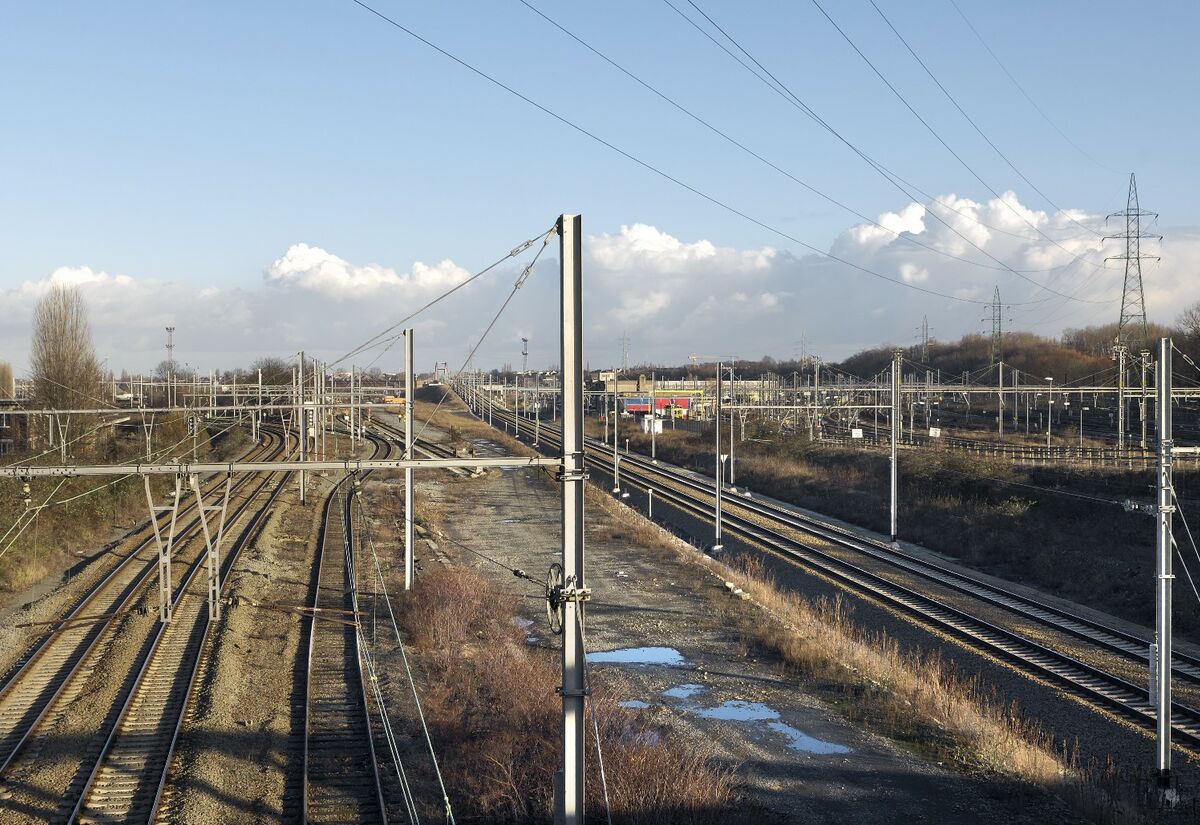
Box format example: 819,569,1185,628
332,227,552,369
354,492,458,822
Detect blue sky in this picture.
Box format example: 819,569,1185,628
2,1,1198,372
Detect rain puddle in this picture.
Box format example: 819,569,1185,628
695,700,776,721
653,693,851,756
767,721,851,755
587,646,685,666
511,617,541,645
662,683,706,700
619,699,651,709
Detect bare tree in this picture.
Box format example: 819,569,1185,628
0,361,13,400
249,356,292,387
30,282,101,410
1179,301,1200,339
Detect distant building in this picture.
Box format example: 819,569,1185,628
623,396,691,419
0,361,23,454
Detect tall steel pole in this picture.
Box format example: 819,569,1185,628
404,330,415,591
891,349,901,542
555,214,587,825
611,384,619,493
814,358,821,441
1155,336,1173,786
714,363,724,551
1142,350,1151,451
256,368,262,443
1047,379,1054,450
727,366,736,487
650,371,657,462
298,351,306,505
998,362,1004,439
1117,345,1127,452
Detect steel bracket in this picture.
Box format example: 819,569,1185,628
190,472,232,622
1124,499,1161,516
556,687,592,698
559,585,592,603
144,474,184,622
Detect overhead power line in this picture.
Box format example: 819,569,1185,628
867,0,1101,239
516,0,1074,277
671,0,1112,306
332,226,552,369
948,0,1119,176
809,0,1104,265
665,0,1108,269
345,0,1051,307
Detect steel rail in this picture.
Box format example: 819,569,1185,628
66,431,296,823
480,403,1200,746
0,429,277,700
302,433,389,824
617,468,1200,744
500,405,1200,681
0,429,286,779
607,438,1200,683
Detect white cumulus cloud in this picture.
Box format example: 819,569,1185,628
264,243,470,300
4,193,1199,373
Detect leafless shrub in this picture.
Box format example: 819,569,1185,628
396,565,740,823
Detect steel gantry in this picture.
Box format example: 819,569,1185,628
1,212,595,825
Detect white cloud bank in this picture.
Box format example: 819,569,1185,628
2,191,1198,372
264,243,471,300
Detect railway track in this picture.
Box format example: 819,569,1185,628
367,415,467,476
0,430,287,783
479,402,1200,749
64,429,295,824
302,435,388,824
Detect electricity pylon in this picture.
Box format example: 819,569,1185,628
983,287,1004,367
1105,173,1160,351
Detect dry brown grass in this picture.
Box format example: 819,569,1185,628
0,422,251,598
598,497,1176,824
415,389,1170,822
614,423,1190,637
396,564,741,824
743,571,1063,779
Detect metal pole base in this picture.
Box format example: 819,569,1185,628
1156,770,1178,807
553,770,565,825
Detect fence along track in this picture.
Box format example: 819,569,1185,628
483,404,1200,747
303,437,388,825
66,435,294,824
0,430,286,781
